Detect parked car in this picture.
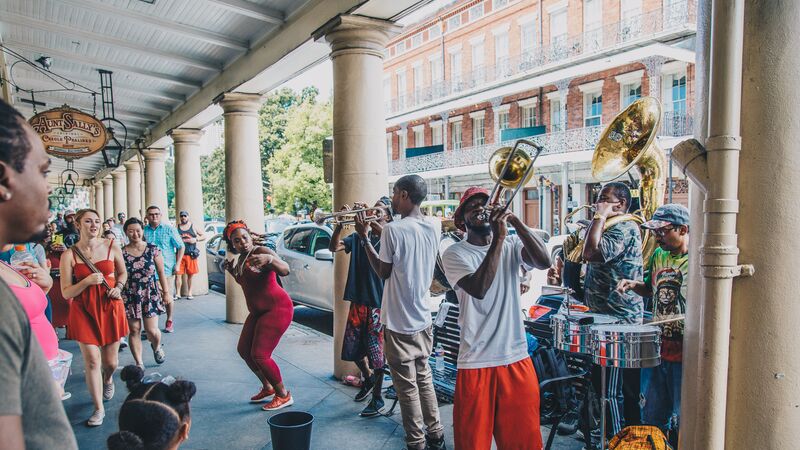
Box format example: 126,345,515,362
205,221,225,236
205,233,227,290
275,223,334,312
265,218,294,234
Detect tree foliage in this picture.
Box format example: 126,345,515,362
265,91,332,213
200,144,226,219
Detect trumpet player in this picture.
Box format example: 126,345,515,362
328,197,391,417
582,182,645,438
441,187,550,450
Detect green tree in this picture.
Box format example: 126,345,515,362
200,145,226,219
166,157,175,218
266,95,332,212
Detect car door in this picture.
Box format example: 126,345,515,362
280,227,316,303
205,235,225,287
306,229,334,311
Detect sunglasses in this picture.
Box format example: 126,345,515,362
652,226,675,237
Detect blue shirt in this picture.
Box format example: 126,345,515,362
143,223,184,276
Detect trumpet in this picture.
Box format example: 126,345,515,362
477,139,543,221
315,206,391,226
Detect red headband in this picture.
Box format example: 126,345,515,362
224,222,248,240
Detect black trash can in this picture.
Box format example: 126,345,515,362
268,411,314,450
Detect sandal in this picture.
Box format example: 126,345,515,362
87,409,105,427
153,345,166,364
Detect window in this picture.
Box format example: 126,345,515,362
451,121,463,150
429,23,442,39
550,10,567,46
622,82,642,107
432,124,443,145
383,77,391,102
473,117,485,145
584,93,602,126
412,33,423,47
396,71,406,109
520,21,536,56
495,0,509,8
620,0,642,41
471,40,485,83
282,229,296,246
583,0,603,51
413,64,423,103
447,14,461,31
670,74,687,114
494,32,509,76
414,128,425,147
396,41,406,53
550,98,563,131
521,104,537,128
430,58,443,83
311,230,331,255
386,133,393,155
450,51,463,86
208,235,222,253
469,3,484,21
499,111,510,131
287,228,315,255
399,131,407,153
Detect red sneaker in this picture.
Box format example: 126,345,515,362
164,320,174,333
262,392,294,411
250,387,276,403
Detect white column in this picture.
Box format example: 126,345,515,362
314,14,401,379
124,159,143,219
642,56,666,101
94,180,105,219
215,93,265,324
111,169,127,218
441,112,449,151
555,78,571,131
102,177,113,221
169,128,209,296
560,162,570,234
491,96,503,143
143,149,169,214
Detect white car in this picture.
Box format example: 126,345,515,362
275,223,335,312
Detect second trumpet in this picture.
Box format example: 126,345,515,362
315,206,391,226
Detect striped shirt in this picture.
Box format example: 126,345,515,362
144,223,184,276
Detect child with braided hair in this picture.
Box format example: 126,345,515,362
107,365,196,450
222,220,295,411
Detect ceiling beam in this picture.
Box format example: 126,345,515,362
13,98,155,128
22,91,166,119
11,66,186,103
53,0,249,52
3,41,202,88
0,11,222,72
206,0,285,25
9,76,173,114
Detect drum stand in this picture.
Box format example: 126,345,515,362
599,365,608,450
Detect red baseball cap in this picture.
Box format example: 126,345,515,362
453,186,490,231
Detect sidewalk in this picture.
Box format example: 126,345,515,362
61,292,584,450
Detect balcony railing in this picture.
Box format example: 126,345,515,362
389,111,693,175
386,0,696,116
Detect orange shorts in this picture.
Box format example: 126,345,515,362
454,357,543,450
175,254,199,275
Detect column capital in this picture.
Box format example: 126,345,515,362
641,56,668,76
313,15,402,58
123,159,141,172
490,96,504,108
554,78,572,92
142,148,169,162
169,128,205,144
111,169,126,180
214,92,262,115
101,177,113,186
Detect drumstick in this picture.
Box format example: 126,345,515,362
647,315,685,326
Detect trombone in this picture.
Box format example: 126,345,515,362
477,139,543,221
314,206,391,226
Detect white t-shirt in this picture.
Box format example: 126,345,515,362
441,235,531,369
378,216,440,334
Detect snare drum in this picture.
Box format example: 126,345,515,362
551,313,618,355
590,324,661,369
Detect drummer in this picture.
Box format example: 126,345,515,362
581,182,644,436
616,204,689,445
441,187,550,450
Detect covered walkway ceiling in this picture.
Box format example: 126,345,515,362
0,0,430,182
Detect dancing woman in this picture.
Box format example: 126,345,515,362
222,221,294,411
60,208,128,427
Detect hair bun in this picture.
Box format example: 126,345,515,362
167,380,197,403
120,365,145,390
107,430,144,450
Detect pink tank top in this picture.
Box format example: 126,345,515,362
4,263,58,360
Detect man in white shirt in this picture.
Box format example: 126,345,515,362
355,174,445,450
441,186,550,450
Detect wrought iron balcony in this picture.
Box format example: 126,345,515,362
389,111,693,175
385,0,696,116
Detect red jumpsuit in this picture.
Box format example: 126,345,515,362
234,258,293,385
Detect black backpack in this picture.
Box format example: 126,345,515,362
531,346,576,424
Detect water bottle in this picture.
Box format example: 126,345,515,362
434,343,445,373
10,245,35,270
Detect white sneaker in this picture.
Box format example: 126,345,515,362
87,409,105,427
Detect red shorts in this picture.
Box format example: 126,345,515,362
175,255,199,275
454,358,543,450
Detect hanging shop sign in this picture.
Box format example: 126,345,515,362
28,105,108,159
